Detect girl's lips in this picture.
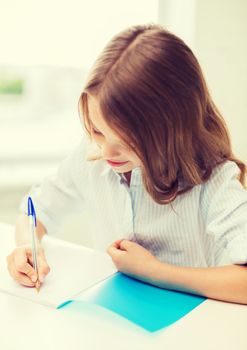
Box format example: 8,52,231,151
106,160,129,167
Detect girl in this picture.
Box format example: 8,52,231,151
7,24,247,303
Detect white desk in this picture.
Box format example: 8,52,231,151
1,223,247,350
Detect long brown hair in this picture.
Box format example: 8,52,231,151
79,24,246,204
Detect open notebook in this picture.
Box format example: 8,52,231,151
0,223,117,308
0,223,207,332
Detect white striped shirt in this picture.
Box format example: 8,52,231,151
20,136,247,267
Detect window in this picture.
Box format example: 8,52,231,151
0,0,158,223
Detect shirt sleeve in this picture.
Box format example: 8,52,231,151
19,137,90,234
200,161,247,265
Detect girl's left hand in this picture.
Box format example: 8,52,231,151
107,239,161,282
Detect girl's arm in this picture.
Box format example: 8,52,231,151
150,260,247,304
107,239,247,305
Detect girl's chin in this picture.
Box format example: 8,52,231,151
114,164,133,173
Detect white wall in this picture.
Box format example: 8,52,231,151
159,0,247,163
0,0,158,67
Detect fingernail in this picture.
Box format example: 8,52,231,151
31,275,37,282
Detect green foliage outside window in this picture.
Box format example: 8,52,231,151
0,79,23,94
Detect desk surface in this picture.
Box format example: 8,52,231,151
1,223,247,350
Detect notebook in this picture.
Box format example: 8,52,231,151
0,224,117,308
72,272,206,332
0,223,206,332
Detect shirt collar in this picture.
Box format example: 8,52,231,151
99,161,142,186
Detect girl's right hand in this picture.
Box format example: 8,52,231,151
6,244,50,287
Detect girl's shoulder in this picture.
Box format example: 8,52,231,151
198,161,247,265
199,160,246,212
205,160,242,187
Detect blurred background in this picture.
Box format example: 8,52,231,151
1,0,246,246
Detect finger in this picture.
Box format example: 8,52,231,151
107,242,121,255
14,250,37,282
37,258,51,282
28,252,50,283
107,239,125,252
107,245,126,259
119,239,134,251
35,280,41,290
113,239,124,249
8,265,35,287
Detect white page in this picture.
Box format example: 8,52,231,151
0,223,117,308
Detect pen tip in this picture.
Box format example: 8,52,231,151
35,281,40,293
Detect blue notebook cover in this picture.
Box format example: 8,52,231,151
59,273,206,332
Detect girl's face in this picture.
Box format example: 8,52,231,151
87,95,142,173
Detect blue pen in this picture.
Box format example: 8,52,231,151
28,196,40,292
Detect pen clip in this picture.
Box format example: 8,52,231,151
28,196,37,226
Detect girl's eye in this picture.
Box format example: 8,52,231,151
92,127,102,135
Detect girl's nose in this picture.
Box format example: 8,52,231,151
101,142,120,160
